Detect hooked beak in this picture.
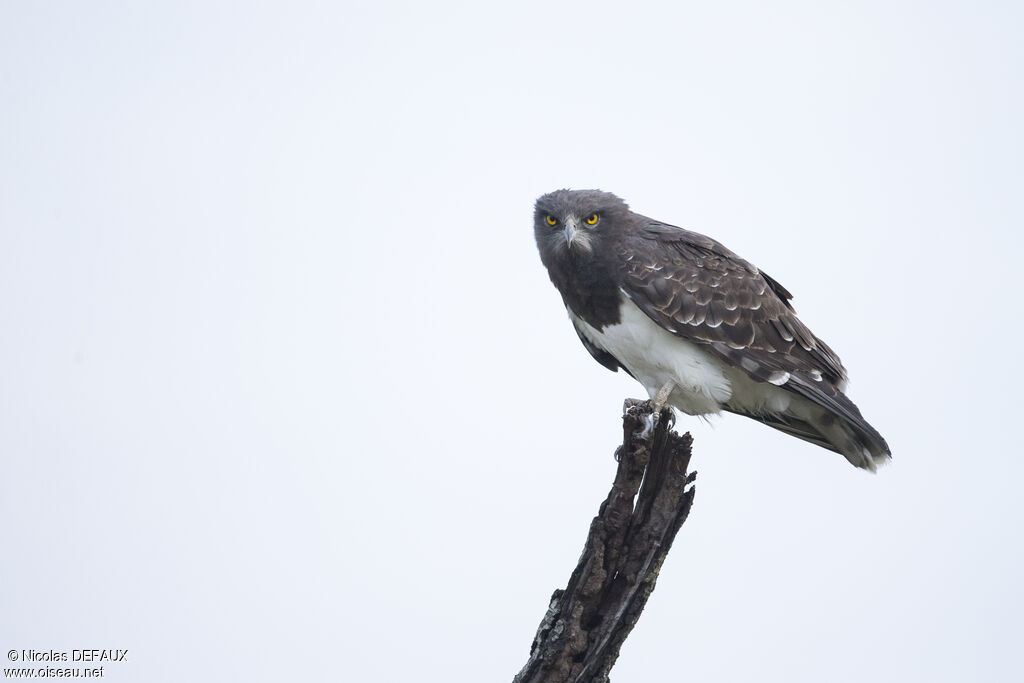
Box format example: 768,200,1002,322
563,217,579,248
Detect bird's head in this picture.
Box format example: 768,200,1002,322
534,189,631,262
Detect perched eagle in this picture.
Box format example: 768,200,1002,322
534,189,890,471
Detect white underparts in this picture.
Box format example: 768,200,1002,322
570,294,880,471
573,297,732,414
572,295,801,420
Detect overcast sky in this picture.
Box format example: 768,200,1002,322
2,1,1022,681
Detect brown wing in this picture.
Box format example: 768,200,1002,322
616,220,848,388
614,220,893,454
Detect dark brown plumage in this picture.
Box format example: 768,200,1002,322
534,189,890,471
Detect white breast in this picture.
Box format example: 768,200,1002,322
571,294,734,415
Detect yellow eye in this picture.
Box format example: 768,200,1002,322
585,213,599,225
545,215,557,226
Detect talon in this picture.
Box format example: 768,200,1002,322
640,413,656,439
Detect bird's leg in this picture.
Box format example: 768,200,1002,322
651,380,676,419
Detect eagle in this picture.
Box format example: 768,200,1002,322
534,189,890,471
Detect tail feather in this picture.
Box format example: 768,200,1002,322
816,415,891,472
729,404,891,472
783,376,891,471
746,412,841,453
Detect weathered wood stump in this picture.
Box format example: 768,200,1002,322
514,399,697,683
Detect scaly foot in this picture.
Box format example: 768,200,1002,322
651,380,676,420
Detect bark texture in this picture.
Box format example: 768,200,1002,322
513,399,697,683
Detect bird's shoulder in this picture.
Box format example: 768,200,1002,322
621,218,757,276
613,219,776,309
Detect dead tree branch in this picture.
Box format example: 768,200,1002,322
513,399,696,683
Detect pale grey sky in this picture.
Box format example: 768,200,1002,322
1,1,1022,681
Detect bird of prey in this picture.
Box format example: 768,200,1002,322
533,189,890,471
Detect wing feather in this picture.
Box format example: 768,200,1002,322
616,219,849,393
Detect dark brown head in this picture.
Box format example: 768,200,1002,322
533,189,632,264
